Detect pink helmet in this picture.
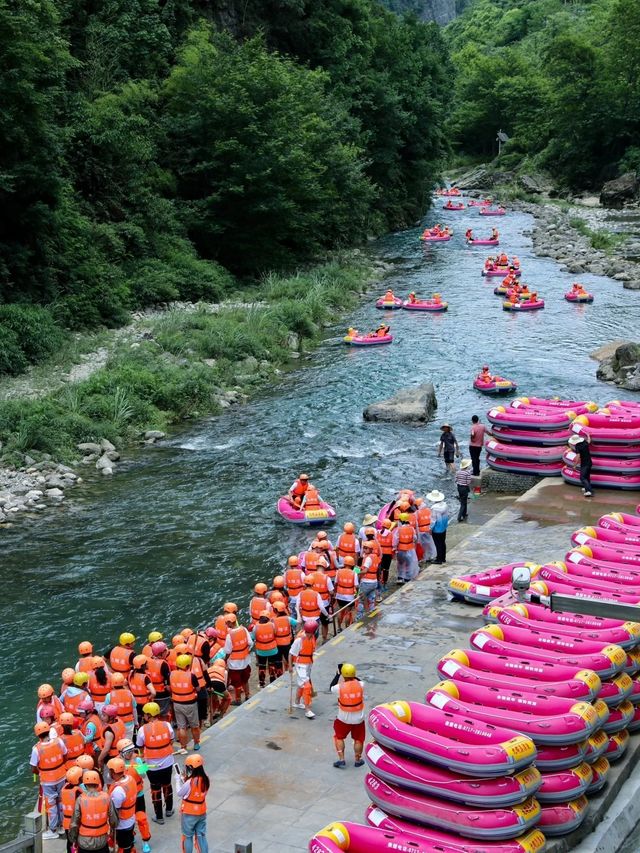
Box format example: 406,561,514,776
102,704,118,718
151,641,167,655
204,627,218,639
39,705,56,720
303,620,318,634
78,698,95,713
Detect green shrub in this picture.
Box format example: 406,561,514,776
0,304,65,365
0,326,29,376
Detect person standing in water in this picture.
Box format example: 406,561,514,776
438,424,460,474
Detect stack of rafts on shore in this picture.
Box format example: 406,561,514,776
309,505,640,852
485,397,640,491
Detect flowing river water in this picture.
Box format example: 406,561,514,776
2,203,640,839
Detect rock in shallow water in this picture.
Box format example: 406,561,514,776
363,383,437,423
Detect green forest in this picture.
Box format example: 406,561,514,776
0,0,639,384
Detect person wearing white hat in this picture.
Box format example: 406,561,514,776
358,513,379,543
427,491,448,564
455,459,473,522
568,433,593,497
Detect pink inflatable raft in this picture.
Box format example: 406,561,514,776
576,410,640,429
474,376,517,395
489,425,572,446
363,743,541,807
364,809,547,853
375,296,403,309
470,626,626,680
444,202,465,210
565,290,594,303
437,650,600,703
503,299,545,312
597,516,640,543
600,511,640,532
276,497,336,527
597,673,635,708
518,396,593,409
536,763,592,804
426,681,599,745
467,198,494,207
487,455,562,477
628,705,640,733
529,575,640,608
488,405,576,430
570,421,640,445
606,729,630,762
367,701,537,776
536,741,588,772
568,538,640,567
480,207,507,216
537,796,589,837
420,232,451,242
574,523,640,548
601,699,634,734
482,265,520,276
344,332,393,346
438,649,601,702
448,561,540,604
586,756,610,794
564,449,640,475
485,439,564,463
471,238,500,247
402,298,448,312
585,730,609,763
364,775,541,841
484,597,638,637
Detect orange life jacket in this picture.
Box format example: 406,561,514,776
229,627,250,661
298,588,321,619
181,777,208,816
361,553,379,583
303,486,320,509
141,720,173,761
110,686,134,723
291,480,308,498
125,759,145,795
338,680,364,713
60,783,79,830
141,644,153,659
35,739,66,783
78,791,110,838
312,571,331,602
63,688,89,716
376,528,395,556
249,595,269,623
77,657,95,674
274,615,293,645
109,774,137,822
207,660,228,686
295,634,316,665
416,507,432,533
146,658,169,693
335,568,356,598
284,568,305,596
323,550,338,579
88,671,112,704
336,533,357,559
396,524,416,551
186,632,208,659
104,718,127,758
214,614,229,639
109,646,133,674
128,671,153,706
254,621,277,653
37,696,64,721
170,670,197,704
61,730,85,767
303,551,325,573
190,656,207,690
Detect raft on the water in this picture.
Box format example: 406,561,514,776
421,233,451,242
375,297,403,310
483,266,521,277
402,299,448,312
344,333,393,346
565,290,593,303
444,202,465,210
503,299,545,311
480,207,507,216
276,497,337,527
474,376,517,395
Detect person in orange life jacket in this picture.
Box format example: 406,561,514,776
374,323,390,337
60,765,82,853
76,640,95,673
296,574,329,626
167,634,184,667
128,654,157,730
357,540,379,614
177,754,210,853
170,654,203,754
222,614,253,706
60,667,76,697
36,683,64,725
271,600,297,675
336,521,361,563
145,641,170,722
413,497,436,562
251,611,280,687
37,704,60,739
334,556,358,629
96,704,126,777
108,632,136,676
206,656,231,721
266,575,289,607
186,629,212,666
290,620,318,719
31,721,68,838
118,738,152,853
214,602,238,640
136,702,175,824
316,539,338,581
300,483,322,510
375,519,395,592
185,647,213,729
311,567,334,643
109,673,135,740
107,757,137,853
357,513,378,544
59,712,85,770
69,769,118,853
284,555,306,612
393,513,419,583
77,697,102,756
141,631,163,659
248,582,272,628
88,657,112,713
315,529,334,550
299,538,328,571
288,472,310,507
331,663,366,769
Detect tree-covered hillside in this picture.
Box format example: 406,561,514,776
0,0,450,374
446,0,640,187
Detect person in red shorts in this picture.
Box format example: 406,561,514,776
330,663,366,769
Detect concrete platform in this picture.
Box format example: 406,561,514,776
43,480,640,852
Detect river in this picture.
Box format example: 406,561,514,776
1,203,639,839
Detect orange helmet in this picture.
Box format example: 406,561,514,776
172,635,183,647
37,684,54,699
287,556,299,567
259,610,271,619
107,757,125,775
34,722,50,737
304,574,315,586
362,540,375,550
343,556,356,567
181,628,194,639
316,531,328,541
311,540,321,549
225,614,238,626
364,527,376,536
59,712,75,727
78,641,93,656
185,754,204,769
92,656,106,669
270,591,284,603
272,576,285,589
132,655,147,669
317,540,330,550
223,602,238,614
382,519,393,529
75,755,94,770
111,673,125,687
414,498,423,507
83,770,101,787
66,766,83,785
61,667,76,685
273,601,287,613
398,500,410,510
254,583,268,595
343,522,355,534
174,643,189,655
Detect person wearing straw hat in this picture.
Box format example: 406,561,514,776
438,424,460,474
427,490,448,564
568,434,593,497
358,513,378,543
455,459,473,522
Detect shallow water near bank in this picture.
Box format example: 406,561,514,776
1,204,639,837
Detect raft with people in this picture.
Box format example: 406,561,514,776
474,366,517,395
276,495,337,526
443,201,465,210
344,324,393,346
480,206,507,216
468,228,501,247
436,187,462,197
420,224,452,242
565,283,594,303
482,254,521,276
503,294,545,311
402,293,448,312
467,198,494,207
375,289,403,309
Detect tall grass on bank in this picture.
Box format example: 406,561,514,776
0,256,374,464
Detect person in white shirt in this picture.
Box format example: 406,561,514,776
330,663,366,769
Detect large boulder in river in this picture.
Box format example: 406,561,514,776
600,172,638,208
363,383,437,424
596,342,640,391
453,166,493,191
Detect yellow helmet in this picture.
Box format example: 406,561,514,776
119,632,136,646
148,631,163,643
341,663,357,678
142,702,160,717
176,654,192,670
73,672,89,687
